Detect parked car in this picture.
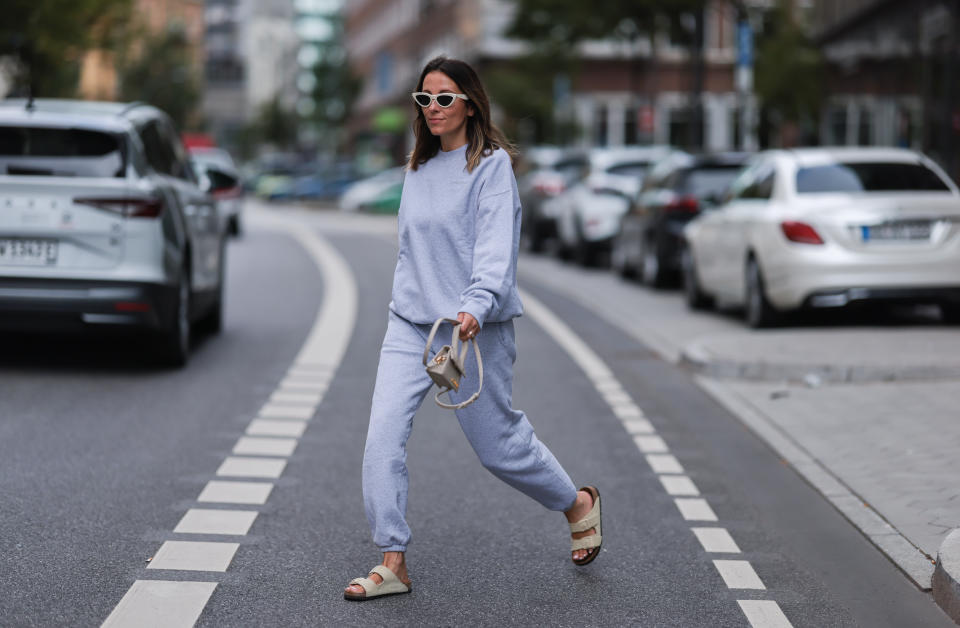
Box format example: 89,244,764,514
552,145,672,265
338,167,405,213
516,146,588,252
190,146,244,236
681,147,960,327
613,150,750,286
291,161,359,201
0,98,229,365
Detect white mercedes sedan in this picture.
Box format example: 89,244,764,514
681,147,960,327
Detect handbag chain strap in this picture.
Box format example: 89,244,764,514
422,317,484,410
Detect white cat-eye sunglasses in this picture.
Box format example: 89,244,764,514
411,92,469,108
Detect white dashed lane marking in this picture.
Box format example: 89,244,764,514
246,419,308,438
216,457,287,479
645,453,684,474
103,217,358,626
232,436,299,457
692,527,741,553
258,403,315,421
714,560,766,590
674,498,719,522
197,481,274,505
102,581,217,628
520,288,792,628
174,509,259,536
737,600,794,628
147,541,239,572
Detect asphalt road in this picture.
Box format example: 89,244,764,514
0,209,953,627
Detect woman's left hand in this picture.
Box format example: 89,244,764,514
457,312,479,341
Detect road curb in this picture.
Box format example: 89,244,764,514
680,341,960,384
934,529,960,624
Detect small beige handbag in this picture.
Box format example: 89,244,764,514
423,317,483,410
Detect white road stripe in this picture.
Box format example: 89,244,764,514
519,290,614,381
216,457,287,479
713,560,766,589
270,391,323,406
233,436,298,457
197,481,273,505
147,541,239,572
660,475,700,496
646,453,684,474
101,580,217,628
633,435,669,453
258,403,315,421
737,600,794,628
174,509,258,536
247,419,307,438
692,527,741,553
612,404,644,420
621,418,654,434
602,390,632,406
278,380,329,395
674,498,718,522
594,380,623,393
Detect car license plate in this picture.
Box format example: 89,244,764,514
0,238,59,266
861,221,931,242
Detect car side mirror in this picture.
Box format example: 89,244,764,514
197,165,240,195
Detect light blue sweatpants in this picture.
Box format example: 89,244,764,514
362,311,578,552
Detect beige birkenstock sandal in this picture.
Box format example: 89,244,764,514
344,564,412,601
570,486,602,566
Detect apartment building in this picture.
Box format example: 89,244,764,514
812,0,959,176
344,0,757,159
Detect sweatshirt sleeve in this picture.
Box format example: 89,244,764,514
458,155,518,328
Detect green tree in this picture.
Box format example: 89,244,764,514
256,95,299,151
309,44,361,150
0,0,132,97
118,26,201,131
753,0,822,146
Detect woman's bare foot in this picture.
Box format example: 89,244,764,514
344,551,411,597
564,489,596,561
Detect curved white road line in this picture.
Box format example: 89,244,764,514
103,214,358,628
519,287,793,628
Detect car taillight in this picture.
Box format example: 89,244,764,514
213,185,242,200
664,195,700,213
534,181,565,196
781,221,824,244
74,196,164,218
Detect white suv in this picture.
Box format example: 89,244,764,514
0,99,227,365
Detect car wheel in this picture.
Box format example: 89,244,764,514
199,247,226,335
229,215,243,237
641,237,667,288
611,233,635,278
681,245,712,310
745,257,778,328
160,267,191,367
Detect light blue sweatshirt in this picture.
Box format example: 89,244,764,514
389,144,523,328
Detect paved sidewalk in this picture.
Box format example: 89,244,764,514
517,254,960,600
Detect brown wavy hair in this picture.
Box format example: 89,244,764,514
406,56,517,173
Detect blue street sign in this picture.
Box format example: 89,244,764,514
737,20,753,68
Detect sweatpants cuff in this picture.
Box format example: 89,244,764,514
379,544,407,553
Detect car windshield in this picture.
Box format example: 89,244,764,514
795,162,951,193
681,166,742,198
606,162,648,178
0,125,126,177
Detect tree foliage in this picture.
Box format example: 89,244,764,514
309,44,361,146
754,0,822,142
0,0,132,97
118,27,201,131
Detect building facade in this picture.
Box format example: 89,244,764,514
343,0,759,160
812,0,960,176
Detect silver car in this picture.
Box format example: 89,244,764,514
551,145,672,265
682,147,960,327
0,99,228,365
